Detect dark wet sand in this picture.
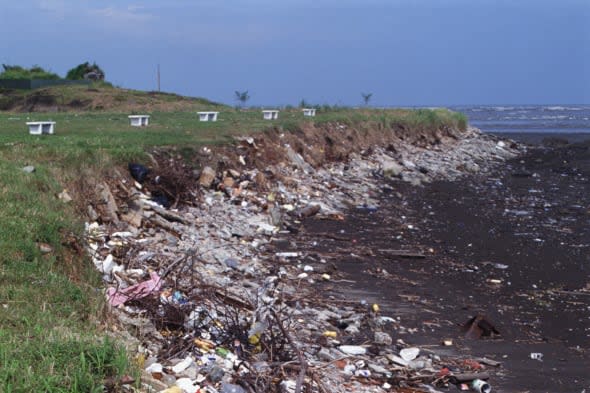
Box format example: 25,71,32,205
299,134,590,392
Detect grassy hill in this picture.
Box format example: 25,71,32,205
0,83,221,112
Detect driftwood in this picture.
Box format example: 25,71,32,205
272,310,307,393
449,372,490,384
151,204,189,224
378,249,426,259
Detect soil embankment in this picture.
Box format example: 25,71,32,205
82,121,523,392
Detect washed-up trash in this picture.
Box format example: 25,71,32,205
462,314,500,339
442,338,453,346
280,380,296,393
338,345,367,355
128,163,149,183
151,193,171,208
400,347,420,361
530,352,543,361
471,379,492,393
172,355,193,374
106,271,162,306
221,383,246,393
354,369,371,377
176,378,198,392
160,387,182,393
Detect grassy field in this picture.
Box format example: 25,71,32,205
0,95,466,391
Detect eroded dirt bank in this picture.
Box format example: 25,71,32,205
79,122,523,393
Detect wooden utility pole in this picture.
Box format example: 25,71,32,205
157,64,161,92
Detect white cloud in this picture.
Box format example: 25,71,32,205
88,5,154,24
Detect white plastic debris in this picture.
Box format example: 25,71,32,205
172,355,194,374
145,362,163,373
338,345,367,355
530,352,543,361
176,378,198,392
400,347,420,361
275,252,299,258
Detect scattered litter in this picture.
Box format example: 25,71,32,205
530,352,543,361
106,271,162,306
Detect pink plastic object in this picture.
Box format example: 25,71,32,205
107,271,162,306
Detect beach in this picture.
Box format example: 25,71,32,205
298,134,590,392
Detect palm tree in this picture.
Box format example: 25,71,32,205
235,90,250,108
361,92,373,106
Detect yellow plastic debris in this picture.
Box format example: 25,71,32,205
160,387,182,393
323,330,338,338
372,303,380,313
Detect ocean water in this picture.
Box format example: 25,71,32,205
451,105,590,134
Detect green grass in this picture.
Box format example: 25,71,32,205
0,105,467,391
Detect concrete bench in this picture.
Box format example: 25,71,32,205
302,108,316,117
26,121,55,135
198,111,219,122
128,115,150,127
262,110,279,120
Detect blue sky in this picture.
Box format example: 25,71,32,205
1,0,588,106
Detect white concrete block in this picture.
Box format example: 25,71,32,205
26,121,55,135
128,115,150,127
198,111,219,122
262,110,279,120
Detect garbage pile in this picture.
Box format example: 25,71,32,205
83,126,519,392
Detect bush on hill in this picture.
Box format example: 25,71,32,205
0,64,61,80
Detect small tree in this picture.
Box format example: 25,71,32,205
66,62,105,81
361,92,373,106
234,90,250,108
299,98,309,108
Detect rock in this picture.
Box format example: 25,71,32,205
464,162,480,173
87,205,99,221
207,365,225,383
224,258,239,269
374,331,393,345
199,166,216,188
251,171,267,190
222,176,235,188
58,189,73,203
37,242,53,254
285,145,314,173
121,210,143,228
22,165,35,173
317,347,340,362
368,362,391,376
297,204,321,218
97,182,119,223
